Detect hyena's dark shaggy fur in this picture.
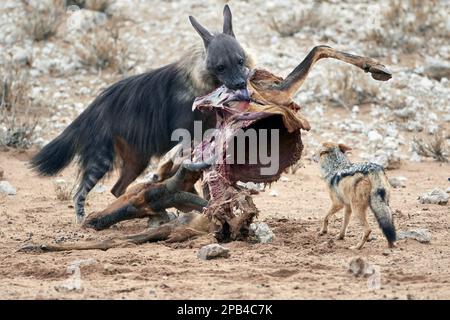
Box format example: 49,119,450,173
31,5,253,223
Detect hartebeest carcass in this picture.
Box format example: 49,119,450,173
20,46,391,253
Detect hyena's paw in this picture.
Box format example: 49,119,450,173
336,234,345,241
76,214,85,225
318,229,327,236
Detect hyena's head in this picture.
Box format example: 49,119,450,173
315,142,352,177
189,5,249,90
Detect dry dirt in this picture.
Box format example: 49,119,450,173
0,148,449,300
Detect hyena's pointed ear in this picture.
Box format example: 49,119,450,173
222,4,235,37
338,143,352,153
189,16,213,48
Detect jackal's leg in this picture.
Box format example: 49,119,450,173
280,45,392,97
350,207,372,250
337,205,352,240
319,202,344,235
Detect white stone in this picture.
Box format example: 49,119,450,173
197,244,230,260
0,181,17,195
250,222,274,243
368,130,383,143
389,176,407,188
418,188,449,205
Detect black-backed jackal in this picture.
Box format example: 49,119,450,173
316,142,396,250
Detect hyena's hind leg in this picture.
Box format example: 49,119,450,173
74,146,114,224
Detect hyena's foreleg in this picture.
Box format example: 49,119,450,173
279,45,392,97
74,147,113,224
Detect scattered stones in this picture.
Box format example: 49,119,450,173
397,229,432,244
0,167,4,180
0,181,16,195
280,176,290,182
236,182,265,192
269,189,278,197
368,130,383,143
249,222,274,243
418,188,449,205
446,187,450,194
197,244,230,260
389,176,407,188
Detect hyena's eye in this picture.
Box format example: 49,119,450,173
238,58,244,66
216,65,225,73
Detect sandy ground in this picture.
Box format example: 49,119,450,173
0,148,449,300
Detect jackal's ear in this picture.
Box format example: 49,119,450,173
189,16,213,48
338,143,352,153
223,5,235,37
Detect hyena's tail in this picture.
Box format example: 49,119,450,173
368,171,396,245
30,124,78,176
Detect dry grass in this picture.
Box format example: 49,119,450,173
20,0,65,41
412,132,449,163
368,0,446,53
320,67,380,109
269,4,333,37
53,179,73,201
0,67,38,150
76,18,130,72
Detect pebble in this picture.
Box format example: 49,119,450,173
0,181,16,195
397,229,432,244
249,222,274,243
197,244,230,260
418,188,449,205
389,176,407,188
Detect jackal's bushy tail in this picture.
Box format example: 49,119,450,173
369,171,396,244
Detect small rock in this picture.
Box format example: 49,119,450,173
236,181,265,192
389,176,407,188
280,176,289,182
418,188,449,205
197,244,230,260
0,181,16,195
397,229,432,244
12,48,32,66
269,189,278,197
368,130,383,143
0,167,4,180
249,222,274,243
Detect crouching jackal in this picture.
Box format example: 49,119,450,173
316,142,396,250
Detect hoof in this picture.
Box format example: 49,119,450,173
369,65,392,81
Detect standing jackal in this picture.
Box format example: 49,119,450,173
316,142,396,249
